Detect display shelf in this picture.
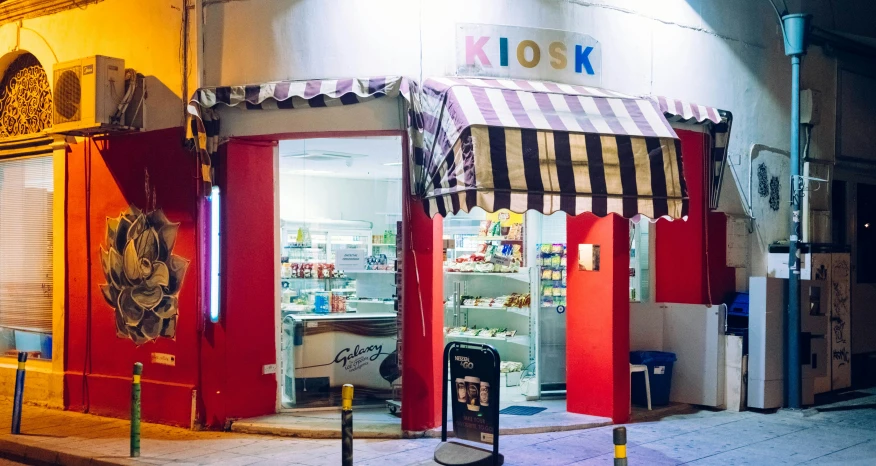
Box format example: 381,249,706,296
444,333,530,347
282,277,352,281
445,303,530,317
466,236,523,243
444,269,531,282
371,243,396,247
344,270,395,274
331,288,357,293
348,299,395,306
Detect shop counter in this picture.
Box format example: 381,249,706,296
282,312,399,408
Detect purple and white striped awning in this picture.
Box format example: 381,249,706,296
652,96,733,210
186,76,423,195
418,77,687,219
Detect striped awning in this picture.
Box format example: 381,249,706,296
653,96,733,210
186,76,424,195
418,77,687,219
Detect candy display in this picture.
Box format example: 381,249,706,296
444,253,521,273
452,293,532,309
444,326,517,338
365,253,394,271
500,361,524,373
285,262,347,279
538,243,567,308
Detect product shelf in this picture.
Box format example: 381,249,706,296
444,333,530,347
445,303,530,317
343,270,395,274
347,299,395,306
467,236,523,242
330,288,357,293
444,269,531,283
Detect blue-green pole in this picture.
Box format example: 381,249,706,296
782,13,809,410
131,362,142,457
11,352,27,434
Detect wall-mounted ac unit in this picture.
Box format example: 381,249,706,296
51,56,132,135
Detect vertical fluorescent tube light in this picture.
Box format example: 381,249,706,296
210,186,221,323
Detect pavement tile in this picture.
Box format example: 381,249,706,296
0,390,874,465
200,454,266,466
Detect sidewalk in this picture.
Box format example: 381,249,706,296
0,388,874,465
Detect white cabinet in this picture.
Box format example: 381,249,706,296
748,275,830,409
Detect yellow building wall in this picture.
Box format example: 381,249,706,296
0,0,196,409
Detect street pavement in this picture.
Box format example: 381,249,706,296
0,388,873,465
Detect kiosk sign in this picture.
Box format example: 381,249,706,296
456,23,601,86
447,343,500,444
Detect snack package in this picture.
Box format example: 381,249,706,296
540,244,552,254
490,222,503,236
478,221,491,237
551,255,562,268
552,244,563,254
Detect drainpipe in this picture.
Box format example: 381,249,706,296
782,13,810,410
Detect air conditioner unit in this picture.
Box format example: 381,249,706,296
51,56,129,135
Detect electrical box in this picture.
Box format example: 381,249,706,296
800,88,821,126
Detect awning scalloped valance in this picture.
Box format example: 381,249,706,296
185,76,424,195
417,77,687,219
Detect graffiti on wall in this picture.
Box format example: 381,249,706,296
751,150,790,245
99,174,188,345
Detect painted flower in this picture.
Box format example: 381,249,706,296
100,206,188,345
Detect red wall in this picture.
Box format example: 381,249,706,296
400,163,444,432
566,214,630,423
655,129,735,305
66,127,201,426
202,139,279,425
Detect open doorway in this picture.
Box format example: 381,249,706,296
277,135,403,410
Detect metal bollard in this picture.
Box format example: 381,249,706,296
341,384,354,466
11,352,27,435
613,426,627,466
131,363,143,458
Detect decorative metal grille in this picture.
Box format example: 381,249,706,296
0,53,52,138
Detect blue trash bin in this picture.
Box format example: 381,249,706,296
630,351,677,407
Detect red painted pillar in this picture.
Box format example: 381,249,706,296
400,175,443,432
566,213,630,423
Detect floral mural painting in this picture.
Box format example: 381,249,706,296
99,205,188,345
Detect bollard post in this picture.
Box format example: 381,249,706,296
341,384,354,466
613,426,627,466
131,363,143,458
11,352,27,435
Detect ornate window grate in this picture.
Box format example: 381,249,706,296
0,53,52,138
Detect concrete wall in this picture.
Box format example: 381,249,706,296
0,0,196,411
199,0,830,276
0,0,195,131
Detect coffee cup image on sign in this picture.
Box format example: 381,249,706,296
465,376,481,411
455,378,467,403
479,381,490,407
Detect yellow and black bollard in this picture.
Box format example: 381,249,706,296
11,352,27,435
341,384,354,466
131,362,143,458
613,426,627,466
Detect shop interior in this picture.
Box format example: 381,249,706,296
278,136,403,410
275,135,654,416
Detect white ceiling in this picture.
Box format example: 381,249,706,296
278,136,403,180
